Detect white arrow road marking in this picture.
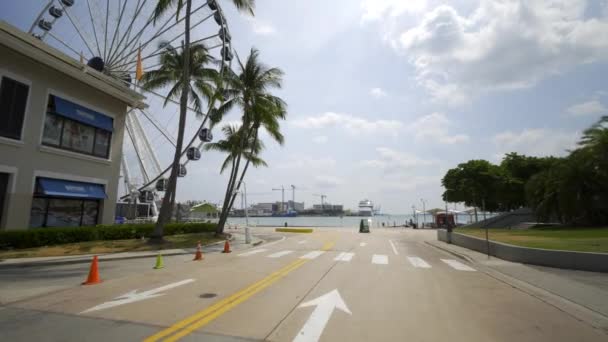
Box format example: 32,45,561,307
293,289,351,342
359,242,367,247
238,248,268,257
388,240,399,255
441,259,476,271
268,250,294,258
300,251,325,259
80,279,195,314
407,256,431,269
372,254,389,265
333,252,354,262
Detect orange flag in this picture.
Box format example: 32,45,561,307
136,46,143,81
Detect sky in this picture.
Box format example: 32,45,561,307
3,1,608,213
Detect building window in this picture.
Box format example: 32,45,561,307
42,95,113,159
29,177,106,228
0,76,29,140
30,197,100,228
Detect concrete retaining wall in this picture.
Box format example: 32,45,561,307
437,230,608,273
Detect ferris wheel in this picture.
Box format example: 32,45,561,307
29,0,235,217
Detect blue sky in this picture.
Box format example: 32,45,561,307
3,1,608,213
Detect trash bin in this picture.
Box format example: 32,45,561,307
359,219,370,233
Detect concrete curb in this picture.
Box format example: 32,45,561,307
424,241,474,263
0,236,267,269
437,229,608,273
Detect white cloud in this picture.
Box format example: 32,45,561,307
246,18,276,35
361,0,428,22
493,128,579,157
566,100,607,116
384,1,608,105
292,112,404,136
277,157,336,170
407,113,470,144
312,135,328,144
370,87,388,98
360,147,436,173
314,175,343,189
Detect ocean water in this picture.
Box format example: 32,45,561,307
226,213,488,227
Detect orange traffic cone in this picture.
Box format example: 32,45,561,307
193,241,203,261
222,239,231,253
82,255,102,285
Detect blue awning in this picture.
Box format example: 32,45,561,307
52,96,114,131
38,178,107,199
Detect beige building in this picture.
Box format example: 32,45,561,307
0,22,145,230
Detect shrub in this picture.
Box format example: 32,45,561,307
0,222,217,249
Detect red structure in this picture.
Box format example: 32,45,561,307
435,212,455,227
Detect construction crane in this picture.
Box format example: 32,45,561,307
290,185,296,211
272,186,285,212
313,193,327,210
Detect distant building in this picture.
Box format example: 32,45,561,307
286,200,304,212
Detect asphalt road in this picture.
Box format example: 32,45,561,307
1,228,606,341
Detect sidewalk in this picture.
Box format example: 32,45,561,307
427,239,608,333
0,232,263,268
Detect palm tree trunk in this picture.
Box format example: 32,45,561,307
152,0,192,241
216,124,255,234
216,158,238,234
225,130,259,218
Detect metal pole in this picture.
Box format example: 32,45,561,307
421,199,426,228
243,182,251,244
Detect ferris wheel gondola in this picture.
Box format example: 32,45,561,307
29,0,234,218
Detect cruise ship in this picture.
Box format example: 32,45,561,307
358,199,374,216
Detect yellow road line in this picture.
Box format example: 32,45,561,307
144,242,335,342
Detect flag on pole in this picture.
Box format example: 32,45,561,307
136,46,143,81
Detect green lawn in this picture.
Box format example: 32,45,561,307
0,232,222,259
455,227,608,253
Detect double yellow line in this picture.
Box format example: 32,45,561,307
144,241,335,342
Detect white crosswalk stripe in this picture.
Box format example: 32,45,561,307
441,259,476,271
238,249,268,257
334,252,354,262
359,242,367,247
268,250,294,258
297,240,307,244
407,256,431,268
372,254,389,265
300,251,325,259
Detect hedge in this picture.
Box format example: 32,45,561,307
0,222,217,249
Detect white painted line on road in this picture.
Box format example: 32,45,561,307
300,251,325,259
268,250,294,258
334,252,354,262
81,279,195,314
407,256,431,269
359,242,367,247
389,240,398,255
441,259,476,271
238,248,268,257
298,240,308,244
372,254,389,265
294,289,351,342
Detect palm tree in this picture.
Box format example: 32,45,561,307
150,0,256,241
212,48,287,235
140,42,218,115
205,124,267,174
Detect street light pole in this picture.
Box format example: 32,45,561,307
242,181,251,244
420,198,426,228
